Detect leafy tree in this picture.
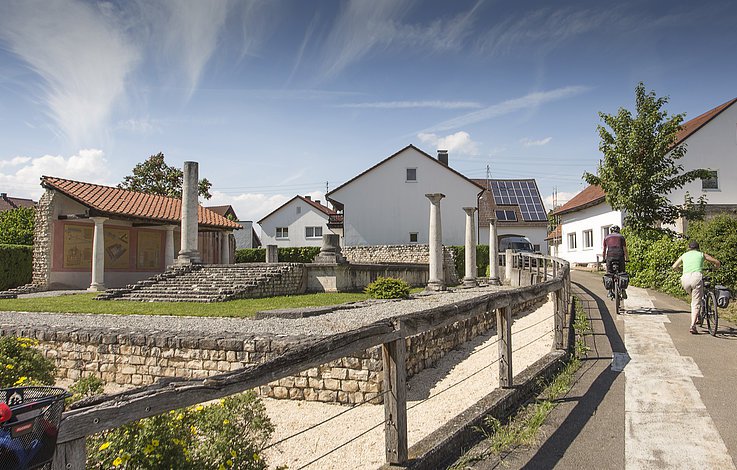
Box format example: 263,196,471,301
584,83,711,233
0,206,35,245
119,152,212,200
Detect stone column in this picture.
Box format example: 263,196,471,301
177,161,201,265
425,193,446,291
463,207,477,287
88,217,108,292
220,231,232,264
488,217,500,285
266,245,279,263
164,225,176,268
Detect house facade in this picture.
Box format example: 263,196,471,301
234,221,261,249
33,176,241,290
327,145,485,247
474,179,549,253
259,195,335,247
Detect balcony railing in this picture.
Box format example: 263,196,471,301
327,214,344,228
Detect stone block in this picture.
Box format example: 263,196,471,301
317,390,337,402
289,388,304,400
341,380,360,393
273,386,288,399
308,378,323,389
323,378,340,391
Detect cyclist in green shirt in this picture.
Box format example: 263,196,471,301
671,241,721,334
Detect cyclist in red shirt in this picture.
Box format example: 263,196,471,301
603,225,628,299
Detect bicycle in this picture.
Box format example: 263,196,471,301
603,260,628,315
697,271,719,336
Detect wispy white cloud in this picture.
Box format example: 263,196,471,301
335,101,482,109
520,137,552,147
421,86,591,133
0,0,139,146
0,156,32,169
0,149,112,198
417,131,480,156
116,117,162,134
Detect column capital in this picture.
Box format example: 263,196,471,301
89,216,108,224
487,217,497,226
425,193,445,204
463,207,477,215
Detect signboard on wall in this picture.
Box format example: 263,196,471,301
104,228,130,269
137,231,162,270
63,225,93,268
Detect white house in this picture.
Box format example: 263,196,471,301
258,195,336,247
474,179,549,253
326,145,485,246
550,185,623,265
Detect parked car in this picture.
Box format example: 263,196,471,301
499,236,535,253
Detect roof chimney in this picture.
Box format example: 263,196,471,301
0,193,6,199
315,200,321,205
305,195,311,200
437,149,448,166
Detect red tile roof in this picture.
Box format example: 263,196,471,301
551,184,606,216
0,193,36,211
675,97,737,146
258,195,336,224
545,225,561,241
41,176,240,229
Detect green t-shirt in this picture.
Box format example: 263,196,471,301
680,250,705,274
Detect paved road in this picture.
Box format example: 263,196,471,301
459,270,737,469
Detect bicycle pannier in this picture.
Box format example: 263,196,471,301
603,274,614,290
716,286,731,308
618,273,629,290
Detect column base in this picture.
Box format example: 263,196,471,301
488,277,502,286
87,283,106,292
462,277,478,287
425,280,447,292
176,251,201,265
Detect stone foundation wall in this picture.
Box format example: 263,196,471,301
31,189,55,289
5,293,547,404
342,244,458,285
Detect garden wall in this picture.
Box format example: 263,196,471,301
342,244,458,285
4,294,547,404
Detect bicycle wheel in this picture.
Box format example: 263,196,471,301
705,290,718,336
614,282,621,315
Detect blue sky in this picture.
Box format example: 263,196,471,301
1,0,736,223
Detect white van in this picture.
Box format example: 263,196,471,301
498,236,535,253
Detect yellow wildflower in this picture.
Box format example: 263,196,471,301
195,404,204,411
5,364,13,370
230,450,237,458
112,457,123,466
152,439,159,447
218,465,226,470
98,442,111,451
253,452,260,461
223,419,230,425
227,459,233,467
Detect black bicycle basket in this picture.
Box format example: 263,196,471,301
716,286,731,308
0,387,69,470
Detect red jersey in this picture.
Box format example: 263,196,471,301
603,233,626,257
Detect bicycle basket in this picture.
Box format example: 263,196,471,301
716,286,731,308
0,387,69,470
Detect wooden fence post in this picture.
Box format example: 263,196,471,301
52,438,86,470
543,258,548,281
553,289,564,349
497,305,513,388
383,327,408,465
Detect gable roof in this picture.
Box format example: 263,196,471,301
0,193,36,211
41,176,241,229
326,144,486,202
258,195,336,224
546,225,561,241
675,97,737,146
551,184,606,216
472,178,548,224
205,204,238,220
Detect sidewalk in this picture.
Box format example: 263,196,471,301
458,270,737,469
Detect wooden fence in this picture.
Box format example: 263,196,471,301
51,254,570,469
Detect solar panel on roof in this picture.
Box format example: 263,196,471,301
489,180,547,222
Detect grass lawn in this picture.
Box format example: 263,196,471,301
0,292,373,318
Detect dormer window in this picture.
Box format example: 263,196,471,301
406,168,417,182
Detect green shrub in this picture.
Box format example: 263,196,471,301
364,277,411,299
0,207,35,246
235,246,321,264
0,244,33,290
0,336,55,387
449,245,490,279
687,214,737,291
67,374,105,404
87,391,273,470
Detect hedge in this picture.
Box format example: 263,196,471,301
448,245,490,280
235,246,321,264
0,244,33,291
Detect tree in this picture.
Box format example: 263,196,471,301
0,206,35,245
584,83,710,233
119,152,212,200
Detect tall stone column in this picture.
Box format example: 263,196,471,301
425,193,446,291
165,225,176,268
88,217,108,292
220,231,232,264
488,217,501,285
177,161,201,265
463,207,477,287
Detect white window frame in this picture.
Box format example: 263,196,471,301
276,227,288,239
583,229,594,249
409,232,418,243
567,232,577,250
702,170,719,191
305,226,323,239
601,225,611,242
406,168,417,182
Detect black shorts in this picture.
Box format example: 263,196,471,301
606,256,625,274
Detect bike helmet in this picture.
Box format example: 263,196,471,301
610,225,621,233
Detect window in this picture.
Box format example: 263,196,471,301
276,227,288,239
601,225,611,241
702,170,719,190
495,210,517,221
583,229,594,249
533,244,540,252
305,226,322,239
406,168,417,182
567,232,577,250
409,232,418,243
296,206,302,214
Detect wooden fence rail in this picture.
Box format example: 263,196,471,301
52,255,570,469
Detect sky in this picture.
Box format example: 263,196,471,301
1,0,736,224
